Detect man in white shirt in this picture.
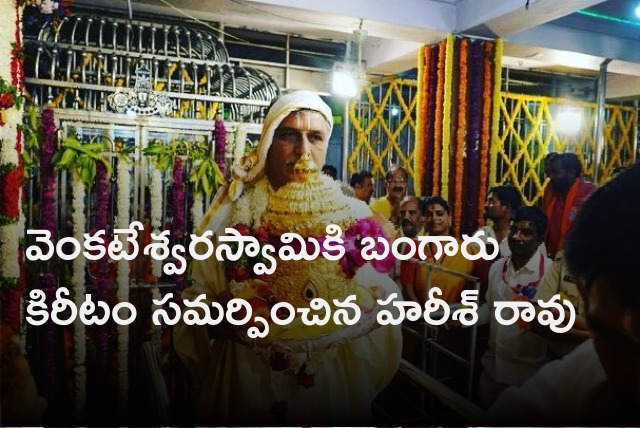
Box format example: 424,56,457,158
479,205,552,407
486,164,639,426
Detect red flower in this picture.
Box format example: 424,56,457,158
226,265,250,282
0,93,14,109
234,223,251,236
296,364,315,388
254,226,270,244
269,352,291,371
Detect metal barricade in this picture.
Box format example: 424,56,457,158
402,260,482,399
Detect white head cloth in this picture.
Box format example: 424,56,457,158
243,90,333,184
200,90,333,233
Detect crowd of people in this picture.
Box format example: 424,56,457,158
3,89,636,427
175,91,636,425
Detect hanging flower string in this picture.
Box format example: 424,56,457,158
440,34,455,201
172,156,186,300
433,41,445,195
214,116,227,178
489,39,504,188
478,41,495,227
415,47,428,196
70,169,87,420
39,107,58,407
95,160,111,383
454,37,468,236
115,149,131,418
424,44,438,196
462,40,483,235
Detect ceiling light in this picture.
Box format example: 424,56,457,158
331,62,365,99
635,3,640,19
555,107,583,135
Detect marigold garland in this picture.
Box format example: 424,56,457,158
454,38,468,237
490,39,504,188
416,46,427,197
479,41,495,227
424,45,438,195
433,41,446,195
441,34,455,201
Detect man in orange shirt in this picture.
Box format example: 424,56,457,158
541,153,596,259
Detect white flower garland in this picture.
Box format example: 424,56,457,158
0,108,21,165
115,158,130,416
191,191,203,231
0,0,15,83
233,122,247,164
149,166,163,277
0,3,23,284
70,172,86,420
150,285,163,353
230,176,271,228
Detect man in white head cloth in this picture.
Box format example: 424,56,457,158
174,91,402,425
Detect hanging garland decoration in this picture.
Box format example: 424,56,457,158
95,160,111,385
416,35,503,234
52,134,113,409
432,41,446,196
214,116,227,178
462,40,483,236
172,155,187,300
440,34,455,202
424,44,438,196
114,146,133,419
0,0,25,304
234,122,248,166
70,169,87,420
415,47,428,197
478,41,496,228
453,37,468,237
149,152,163,278
489,39,504,188
37,107,58,405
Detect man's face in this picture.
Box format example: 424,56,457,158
484,192,506,221
400,199,422,238
385,169,408,204
584,279,640,408
507,220,541,259
266,110,330,190
548,158,575,193
355,177,374,203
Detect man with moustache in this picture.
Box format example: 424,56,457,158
396,196,424,302
370,166,408,226
174,91,401,425
478,206,551,407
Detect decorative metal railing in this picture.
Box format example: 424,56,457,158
24,14,280,121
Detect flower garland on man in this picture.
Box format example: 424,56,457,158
174,90,402,425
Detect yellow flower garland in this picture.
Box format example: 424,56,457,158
441,34,455,201
489,39,504,188
416,45,428,197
